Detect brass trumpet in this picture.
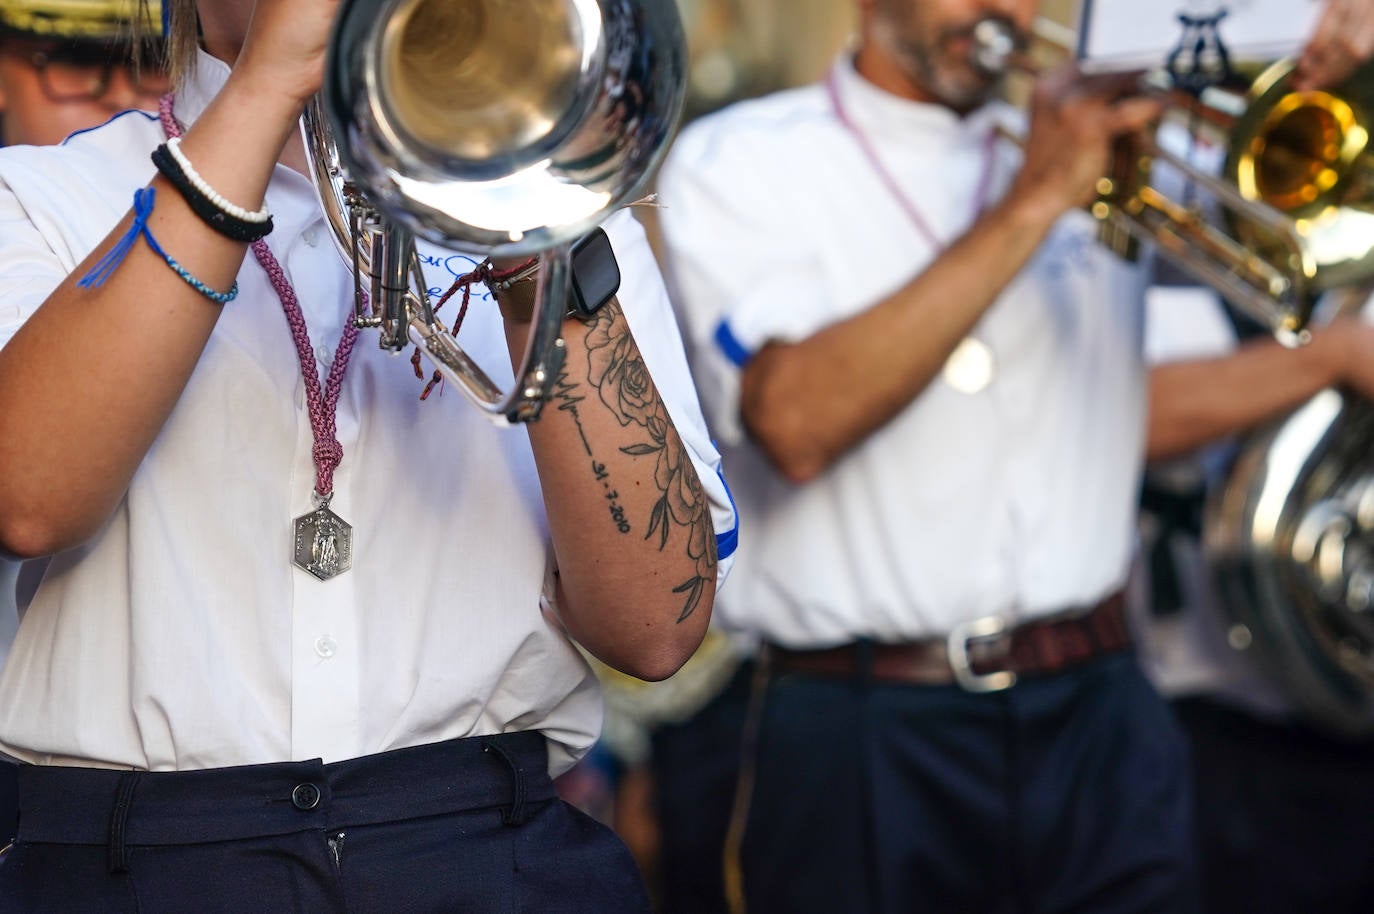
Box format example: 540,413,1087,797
973,16,1374,342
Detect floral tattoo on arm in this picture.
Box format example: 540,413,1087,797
572,300,718,623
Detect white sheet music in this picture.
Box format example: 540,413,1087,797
1075,0,1325,72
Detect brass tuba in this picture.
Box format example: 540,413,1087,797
303,0,686,423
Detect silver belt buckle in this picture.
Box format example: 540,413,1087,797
946,615,1017,692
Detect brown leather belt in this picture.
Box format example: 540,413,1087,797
766,591,1130,692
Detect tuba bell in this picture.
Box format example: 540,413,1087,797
303,0,687,423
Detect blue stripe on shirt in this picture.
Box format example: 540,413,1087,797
714,464,739,561
713,319,752,368
61,109,158,146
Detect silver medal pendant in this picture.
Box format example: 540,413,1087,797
942,337,996,395
292,501,353,581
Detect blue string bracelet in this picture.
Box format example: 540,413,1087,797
78,186,239,305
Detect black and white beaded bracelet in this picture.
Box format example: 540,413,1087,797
151,140,274,243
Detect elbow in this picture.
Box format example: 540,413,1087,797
620,620,712,683
1144,410,1199,464
623,650,693,684
746,410,832,484
740,350,836,484
583,587,716,682
766,447,828,485
0,493,96,559
0,512,64,560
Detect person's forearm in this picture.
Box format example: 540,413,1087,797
1146,333,1344,462
740,189,1061,482
0,75,302,557
504,300,716,681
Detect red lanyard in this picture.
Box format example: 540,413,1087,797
826,68,999,250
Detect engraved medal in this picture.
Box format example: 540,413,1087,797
292,501,353,581
162,97,362,583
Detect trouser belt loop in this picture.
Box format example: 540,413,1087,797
853,639,875,690
482,737,530,826
107,772,141,874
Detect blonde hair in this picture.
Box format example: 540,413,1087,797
132,0,198,86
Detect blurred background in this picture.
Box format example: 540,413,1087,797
674,0,1076,119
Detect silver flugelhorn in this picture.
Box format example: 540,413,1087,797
303,0,686,423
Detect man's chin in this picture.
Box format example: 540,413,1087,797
932,75,997,112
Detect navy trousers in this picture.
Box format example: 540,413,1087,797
651,663,753,914
731,650,1198,914
1176,697,1374,914
0,761,16,845
0,732,650,914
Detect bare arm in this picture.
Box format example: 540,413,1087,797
1147,317,1374,461
741,191,1058,483
496,289,716,682
0,0,338,558
741,74,1160,482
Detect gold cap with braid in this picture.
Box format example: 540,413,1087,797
0,0,160,41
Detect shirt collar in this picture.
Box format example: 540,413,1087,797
163,49,320,223
173,49,234,129
829,52,1008,148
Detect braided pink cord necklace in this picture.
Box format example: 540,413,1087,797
159,94,361,580
825,67,999,250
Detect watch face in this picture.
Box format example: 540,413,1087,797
570,227,620,317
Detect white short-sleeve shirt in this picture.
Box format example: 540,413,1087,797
0,53,737,774
657,55,1149,647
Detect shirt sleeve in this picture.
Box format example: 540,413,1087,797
0,173,71,351
1144,285,1238,365
654,118,832,446
602,208,739,584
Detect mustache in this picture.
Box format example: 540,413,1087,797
937,17,1029,58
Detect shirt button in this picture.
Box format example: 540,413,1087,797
314,636,338,659
291,782,322,811
303,226,321,247
315,345,333,367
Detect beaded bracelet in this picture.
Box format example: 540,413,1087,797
152,142,274,243
165,138,271,224
78,186,239,305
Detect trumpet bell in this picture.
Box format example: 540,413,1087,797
970,16,1374,338
1227,60,1374,298
327,0,686,256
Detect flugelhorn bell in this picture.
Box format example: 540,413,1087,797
304,0,687,423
